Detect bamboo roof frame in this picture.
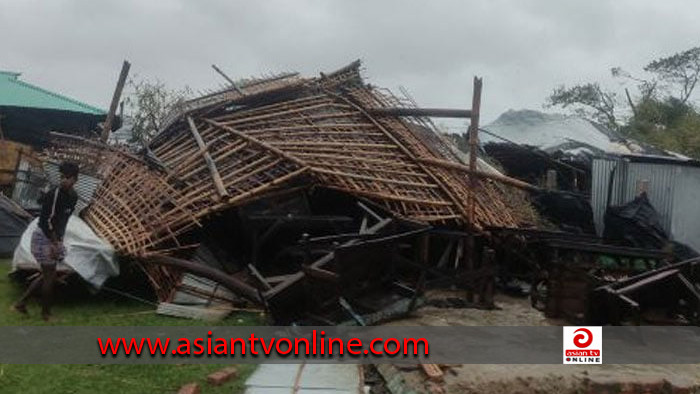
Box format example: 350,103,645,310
53,61,531,303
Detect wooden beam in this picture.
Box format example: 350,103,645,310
264,218,393,300
101,60,131,142
248,264,272,290
417,156,540,192
144,255,263,304
468,77,482,224
186,116,229,198
368,107,472,118
301,265,340,282
211,64,244,95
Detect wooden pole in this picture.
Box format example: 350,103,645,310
468,77,482,224
212,64,244,95
368,107,472,118
466,77,482,288
417,157,539,191
101,60,131,142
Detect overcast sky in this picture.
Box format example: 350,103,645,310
2,0,700,128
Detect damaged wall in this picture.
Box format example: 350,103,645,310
592,155,700,253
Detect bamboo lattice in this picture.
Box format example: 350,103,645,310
63,61,523,301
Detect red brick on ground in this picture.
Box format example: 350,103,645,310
177,382,200,394
207,366,239,386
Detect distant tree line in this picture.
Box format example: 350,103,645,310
546,46,700,158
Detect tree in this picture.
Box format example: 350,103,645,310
545,45,700,159
644,46,700,105
546,83,618,130
125,78,191,147
611,66,658,117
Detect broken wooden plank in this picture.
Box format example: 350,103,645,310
420,364,444,381
302,265,340,282
616,269,679,295
263,218,392,300
248,263,273,290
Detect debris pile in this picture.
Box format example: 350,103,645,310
7,60,697,328
43,61,527,324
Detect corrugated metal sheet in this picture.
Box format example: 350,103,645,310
591,157,700,250
0,71,105,114
670,166,700,253
11,158,46,210
43,162,102,214
591,158,617,235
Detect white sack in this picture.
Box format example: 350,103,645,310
12,217,119,288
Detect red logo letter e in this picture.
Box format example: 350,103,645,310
573,328,593,348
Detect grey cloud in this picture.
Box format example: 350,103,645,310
1,0,700,123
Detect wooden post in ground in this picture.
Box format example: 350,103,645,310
101,60,131,142
466,77,482,302
480,247,496,308
468,77,482,224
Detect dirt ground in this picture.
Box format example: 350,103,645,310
383,291,700,394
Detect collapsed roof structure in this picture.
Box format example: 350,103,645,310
10,61,698,327
481,110,669,192
44,61,532,323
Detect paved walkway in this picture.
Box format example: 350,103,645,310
244,363,363,393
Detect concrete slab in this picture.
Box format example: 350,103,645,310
245,363,361,393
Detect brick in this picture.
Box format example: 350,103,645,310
177,382,200,394
207,366,239,386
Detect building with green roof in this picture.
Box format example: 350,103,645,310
0,71,110,147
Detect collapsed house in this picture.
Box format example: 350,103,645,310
8,61,699,327
480,111,700,325
481,110,663,192
592,154,700,251
40,61,533,324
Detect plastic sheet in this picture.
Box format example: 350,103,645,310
12,217,118,288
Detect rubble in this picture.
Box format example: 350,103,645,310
0,193,31,257
36,60,531,324
4,60,698,329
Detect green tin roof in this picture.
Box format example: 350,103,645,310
0,71,105,115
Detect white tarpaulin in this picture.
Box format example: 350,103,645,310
12,217,119,288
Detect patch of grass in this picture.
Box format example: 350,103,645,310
0,259,260,393
0,364,256,394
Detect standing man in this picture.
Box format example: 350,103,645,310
14,161,79,321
